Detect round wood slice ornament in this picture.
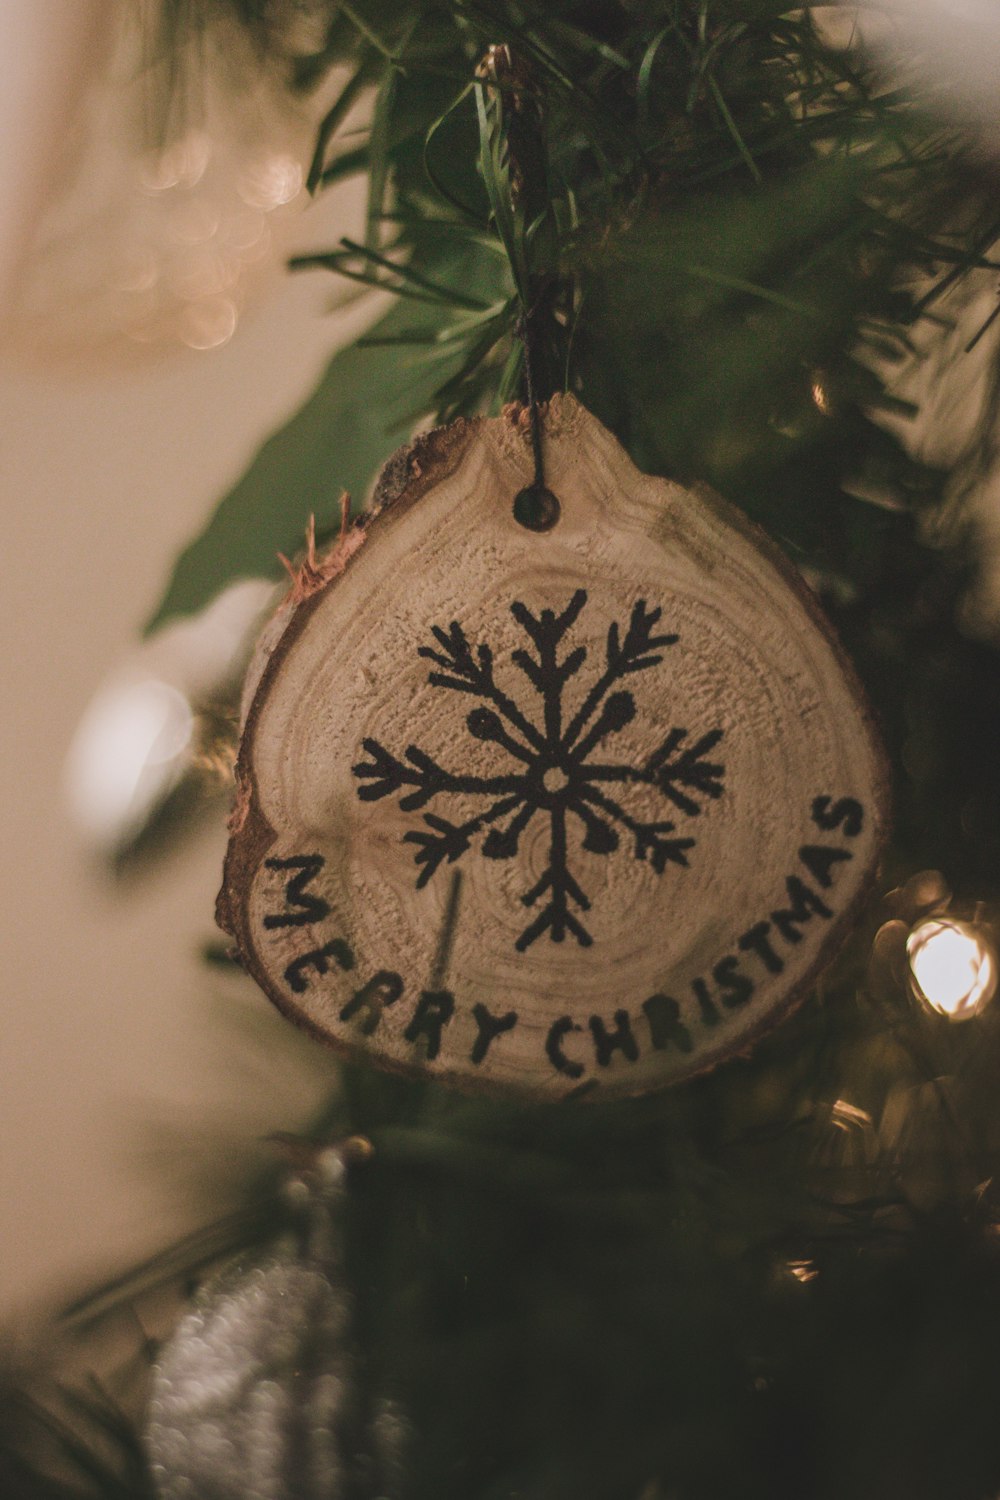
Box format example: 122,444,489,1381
219,395,889,1101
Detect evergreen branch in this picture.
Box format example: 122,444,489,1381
425,314,513,417
706,72,762,184
152,0,1000,639
307,64,371,193
339,1,400,64
287,256,447,305
912,212,1000,316
475,77,530,306
315,142,370,188
14,1385,149,1500
637,26,671,134
61,1206,274,1328
338,237,493,309
356,305,508,347
290,241,492,311
366,66,400,250
423,83,486,222
680,264,829,320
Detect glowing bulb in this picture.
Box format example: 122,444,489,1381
65,581,274,855
167,248,238,300
111,249,159,294
906,917,997,1020
226,208,268,255
810,376,833,416
169,200,222,246
140,133,211,193
237,154,304,210
64,679,193,850
178,297,238,350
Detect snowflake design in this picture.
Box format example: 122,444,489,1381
352,590,725,951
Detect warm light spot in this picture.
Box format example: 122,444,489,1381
118,285,159,324
830,1099,873,1134
906,917,997,1020
178,297,238,350
787,1260,818,1285
123,313,165,345
226,208,269,255
139,132,211,193
826,1098,875,1166
111,249,159,293
192,738,237,783
64,680,193,848
167,248,239,300
169,200,222,246
232,216,272,266
810,378,833,415
237,153,304,210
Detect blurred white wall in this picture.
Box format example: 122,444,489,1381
0,10,374,1316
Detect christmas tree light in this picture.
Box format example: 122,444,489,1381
906,916,998,1020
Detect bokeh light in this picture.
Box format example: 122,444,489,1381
906,917,997,1019
237,153,304,210
64,679,193,851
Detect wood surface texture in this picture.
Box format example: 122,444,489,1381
219,396,889,1100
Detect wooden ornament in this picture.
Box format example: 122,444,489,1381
219,395,889,1101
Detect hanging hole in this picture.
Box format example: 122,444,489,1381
513,485,560,532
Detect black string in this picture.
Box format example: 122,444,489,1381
519,309,546,491
481,43,559,532
513,306,560,531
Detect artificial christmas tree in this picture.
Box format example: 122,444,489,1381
10,4,1000,1498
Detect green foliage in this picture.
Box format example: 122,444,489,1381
148,0,996,629
146,235,510,631
42,6,1000,1499
0,1378,155,1500
16,947,1000,1499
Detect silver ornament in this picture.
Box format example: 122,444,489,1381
146,1142,403,1500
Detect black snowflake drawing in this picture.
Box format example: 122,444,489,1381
352,590,725,951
